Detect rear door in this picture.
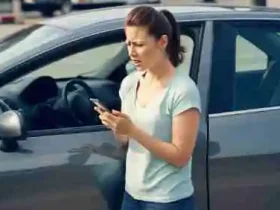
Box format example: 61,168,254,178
208,20,280,210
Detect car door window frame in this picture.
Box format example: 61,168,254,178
4,29,126,84
0,21,206,137
33,21,205,136
0,28,127,137
209,20,280,118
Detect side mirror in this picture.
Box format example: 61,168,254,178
0,110,25,152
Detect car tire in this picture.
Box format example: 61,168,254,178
61,0,72,15
41,9,55,17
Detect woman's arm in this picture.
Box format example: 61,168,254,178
130,108,200,167
113,104,129,147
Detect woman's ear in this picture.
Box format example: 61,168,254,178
158,34,168,50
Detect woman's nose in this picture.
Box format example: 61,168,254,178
128,46,137,58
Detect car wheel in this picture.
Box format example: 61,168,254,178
41,9,55,17
61,0,72,15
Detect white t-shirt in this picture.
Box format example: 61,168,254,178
119,70,201,203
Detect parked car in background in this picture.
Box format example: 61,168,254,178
0,4,279,210
71,0,160,5
22,0,73,17
22,0,161,17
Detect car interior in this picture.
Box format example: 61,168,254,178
0,45,128,131
0,27,196,132
209,22,280,114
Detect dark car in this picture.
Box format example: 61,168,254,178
22,0,73,17
0,4,279,210
22,0,161,17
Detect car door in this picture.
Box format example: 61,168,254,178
208,20,280,210
0,19,209,210
0,26,128,210
0,129,126,210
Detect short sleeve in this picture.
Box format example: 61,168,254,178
172,78,201,117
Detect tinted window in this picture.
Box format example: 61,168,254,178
28,34,194,79
209,22,280,114
30,42,125,79
236,35,268,72
0,24,68,67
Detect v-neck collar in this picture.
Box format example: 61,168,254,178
133,71,177,109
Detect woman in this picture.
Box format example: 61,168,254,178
95,5,201,210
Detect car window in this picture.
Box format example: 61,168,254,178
0,24,67,67
29,42,125,79
177,35,194,75
6,29,196,132
27,34,193,79
125,35,194,75
236,35,268,72
209,22,280,114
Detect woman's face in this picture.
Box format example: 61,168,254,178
125,26,168,71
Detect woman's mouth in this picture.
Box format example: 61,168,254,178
132,59,141,66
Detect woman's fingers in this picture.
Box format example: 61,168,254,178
101,120,113,129
100,115,115,128
101,112,118,122
99,113,117,128
112,110,129,118
94,106,104,114
95,107,120,130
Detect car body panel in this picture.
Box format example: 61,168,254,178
0,129,125,210
41,5,232,30
40,5,280,30
209,108,280,210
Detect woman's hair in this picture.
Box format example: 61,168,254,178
125,6,185,67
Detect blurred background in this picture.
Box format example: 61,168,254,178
0,0,279,39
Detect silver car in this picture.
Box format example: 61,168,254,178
1,4,280,210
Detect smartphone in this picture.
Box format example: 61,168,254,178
90,98,110,113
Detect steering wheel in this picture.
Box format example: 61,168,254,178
62,79,97,125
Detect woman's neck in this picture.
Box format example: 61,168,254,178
145,59,175,86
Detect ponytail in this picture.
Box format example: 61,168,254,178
160,9,185,67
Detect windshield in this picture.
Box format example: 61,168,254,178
0,24,68,67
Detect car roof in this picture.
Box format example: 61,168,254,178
42,4,280,30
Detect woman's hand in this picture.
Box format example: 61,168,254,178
94,107,135,136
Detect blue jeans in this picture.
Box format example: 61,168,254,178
121,191,195,210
